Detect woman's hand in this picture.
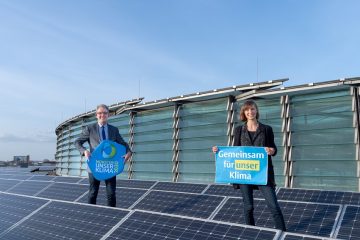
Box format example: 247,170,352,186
212,146,219,153
265,147,275,156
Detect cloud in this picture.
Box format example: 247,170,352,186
0,132,55,143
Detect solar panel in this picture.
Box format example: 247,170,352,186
213,198,340,237
0,174,15,179
334,205,360,240
36,182,88,201
1,201,130,240
0,174,32,180
77,187,147,209
28,175,56,181
204,184,264,198
78,178,90,184
152,181,208,193
204,184,243,197
0,179,21,191
106,211,280,240
7,181,53,196
133,190,224,219
0,193,48,234
53,176,82,183
116,179,157,189
277,188,360,205
281,232,333,240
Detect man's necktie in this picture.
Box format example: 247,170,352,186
101,126,106,141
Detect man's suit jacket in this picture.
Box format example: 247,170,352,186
74,122,131,156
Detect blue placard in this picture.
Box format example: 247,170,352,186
215,146,268,185
87,140,126,181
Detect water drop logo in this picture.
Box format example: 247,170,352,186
102,142,117,159
88,140,126,180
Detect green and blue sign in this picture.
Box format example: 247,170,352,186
88,140,126,180
215,146,268,185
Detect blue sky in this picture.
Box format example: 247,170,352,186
0,0,359,161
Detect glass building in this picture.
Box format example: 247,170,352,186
55,77,360,192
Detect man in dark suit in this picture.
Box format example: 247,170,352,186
74,104,132,207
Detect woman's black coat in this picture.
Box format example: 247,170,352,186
233,122,277,188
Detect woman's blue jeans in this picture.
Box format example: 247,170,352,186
239,184,286,231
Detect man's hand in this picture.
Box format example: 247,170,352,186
84,150,91,159
123,152,132,161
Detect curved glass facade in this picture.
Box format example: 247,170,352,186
55,78,360,191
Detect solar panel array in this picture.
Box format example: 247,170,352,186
0,200,130,240
0,169,360,239
107,211,279,240
213,198,340,237
7,180,52,196
0,193,49,234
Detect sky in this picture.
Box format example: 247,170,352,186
0,0,359,161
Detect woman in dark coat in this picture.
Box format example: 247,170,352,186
213,100,286,231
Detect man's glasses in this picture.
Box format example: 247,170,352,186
96,112,108,115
